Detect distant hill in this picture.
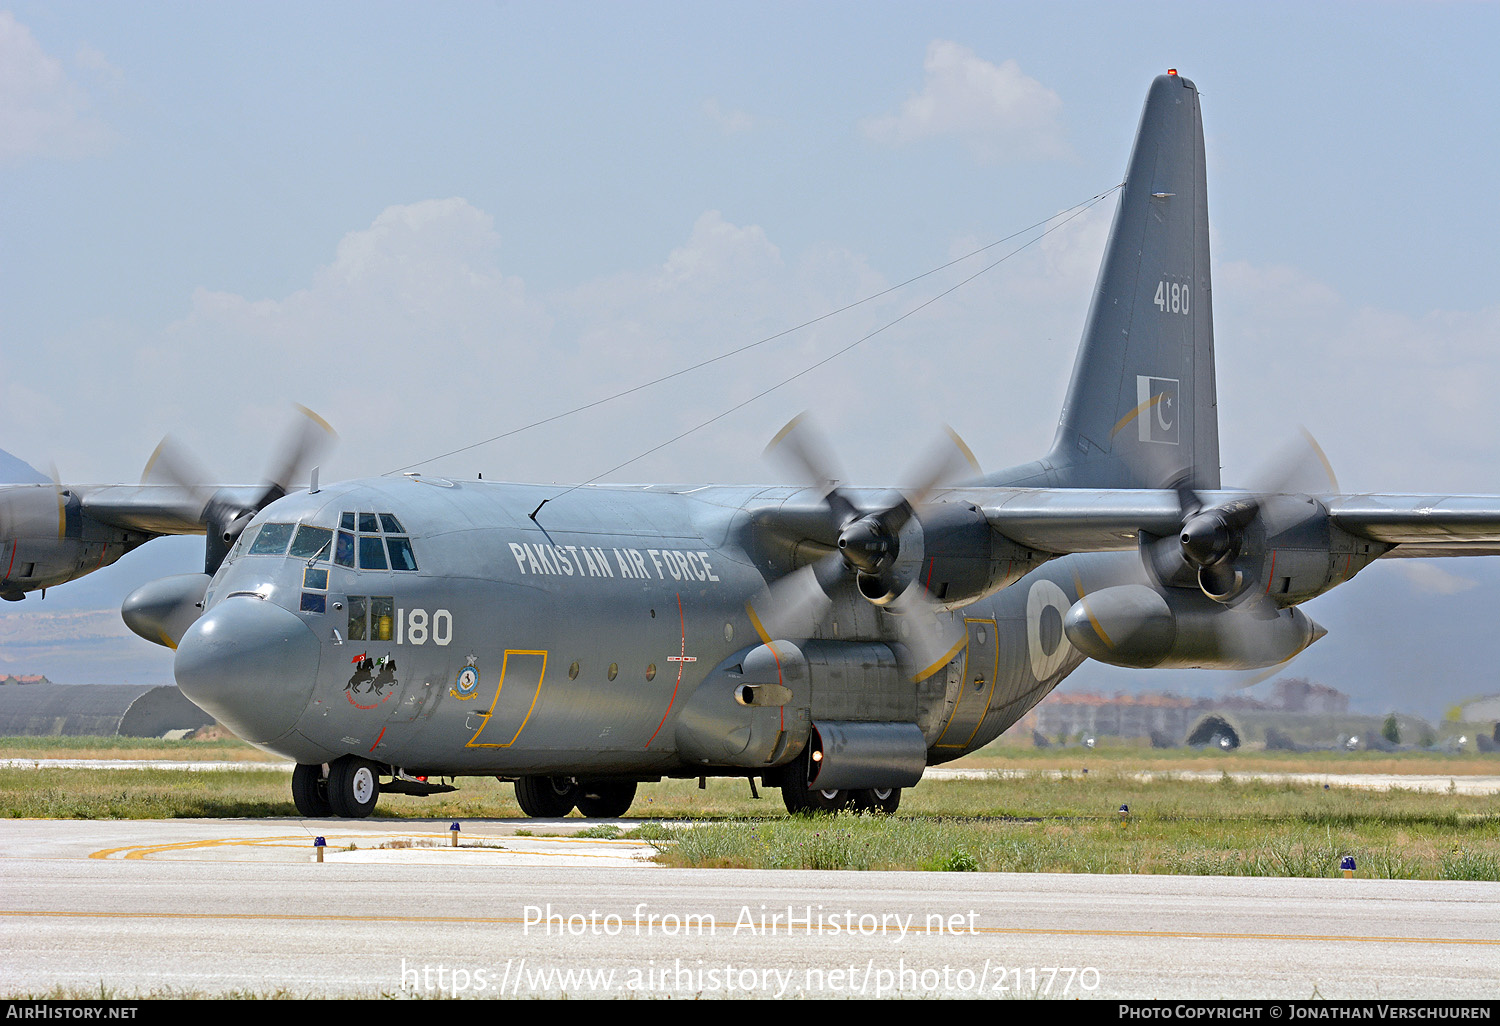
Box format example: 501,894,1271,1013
0,449,49,484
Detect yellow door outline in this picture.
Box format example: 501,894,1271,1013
933,618,1000,749
466,649,547,748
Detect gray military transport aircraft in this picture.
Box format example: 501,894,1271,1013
9,72,1500,818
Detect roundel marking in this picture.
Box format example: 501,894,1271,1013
1026,578,1073,681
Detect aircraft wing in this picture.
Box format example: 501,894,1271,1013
77,484,216,536
972,490,1500,558
972,489,1185,553
1324,494,1500,557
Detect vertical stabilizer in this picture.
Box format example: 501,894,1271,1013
989,72,1219,490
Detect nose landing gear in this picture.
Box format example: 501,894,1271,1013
294,757,381,818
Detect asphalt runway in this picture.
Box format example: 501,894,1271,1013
2,819,1497,999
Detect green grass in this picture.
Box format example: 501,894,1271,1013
647,800,1500,879
0,733,277,760
5,743,1498,880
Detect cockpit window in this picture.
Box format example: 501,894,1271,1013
289,525,333,560
248,523,295,555
358,536,388,570
386,536,418,571
336,510,418,571
335,531,355,567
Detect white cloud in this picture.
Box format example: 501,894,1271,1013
701,98,757,135
1214,260,1500,494
0,12,111,163
861,41,1066,163
1392,561,1478,597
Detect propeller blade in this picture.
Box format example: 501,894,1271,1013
900,426,982,507
764,414,857,524
746,553,844,643
884,582,968,682
1159,430,1341,605
1243,427,1339,498
260,404,338,502
140,435,217,511
139,406,338,575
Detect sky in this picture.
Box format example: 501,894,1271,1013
1,2,1498,721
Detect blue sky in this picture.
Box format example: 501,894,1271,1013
1,2,1498,718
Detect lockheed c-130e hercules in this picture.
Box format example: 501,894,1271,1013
7,72,1500,819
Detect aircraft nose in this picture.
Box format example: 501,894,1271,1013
174,595,323,745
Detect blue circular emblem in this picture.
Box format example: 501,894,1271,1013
456,665,479,696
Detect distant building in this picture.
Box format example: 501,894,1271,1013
1457,696,1500,723
1033,679,1369,747
0,683,213,737
1271,677,1349,714
0,674,52,686
1034,691,1197,741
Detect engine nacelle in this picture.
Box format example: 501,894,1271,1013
909,501,1042,608
122,573,211,649
1063,584,1326,670
1143,495,1389,607
0,485,143,599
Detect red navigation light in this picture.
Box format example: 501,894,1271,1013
1168,69,1178,76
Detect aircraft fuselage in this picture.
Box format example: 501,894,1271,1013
174,475,1097,780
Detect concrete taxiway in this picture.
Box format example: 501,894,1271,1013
2,818,1497,999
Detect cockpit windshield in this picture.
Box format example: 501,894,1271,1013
247,523,295,555
231,511,417,573
289,525,333,560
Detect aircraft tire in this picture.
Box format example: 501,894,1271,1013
291,763,333,817
781,763,855,814
327,756,380,818
514,776,577,818
851,787,901,815
574,781,637,818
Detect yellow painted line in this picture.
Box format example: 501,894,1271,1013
912,635,967,683
746,603,773,646
89,833,649,860
1110,393,1163,439
467,649,548,748
92,835,322,859
0,908,1494,946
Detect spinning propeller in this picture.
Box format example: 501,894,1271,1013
747,415,980,681
1145,429,1339,605
141,405,337,574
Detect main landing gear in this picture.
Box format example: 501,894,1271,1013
778,749,902,815
512,776,638,819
